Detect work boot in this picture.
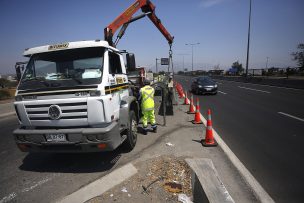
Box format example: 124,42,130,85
152,126,157,133
143,128,148,135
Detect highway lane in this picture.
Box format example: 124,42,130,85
175,75,304,203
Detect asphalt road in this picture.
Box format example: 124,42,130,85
175,75,304,203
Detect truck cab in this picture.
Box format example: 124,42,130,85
14,40,139,152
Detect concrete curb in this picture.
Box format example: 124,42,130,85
0,112,15,119
57,163,138,203
186,158,235,203
181,93,275,203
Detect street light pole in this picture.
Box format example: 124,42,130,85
186,43,200,72
155,58,160,73
266,57,269,69
245,0,252,77
183,55,185,71
177,54,189,71
191,46,194,72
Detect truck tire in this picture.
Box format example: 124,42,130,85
122,110,137,151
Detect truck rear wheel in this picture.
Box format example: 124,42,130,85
122,110,137,151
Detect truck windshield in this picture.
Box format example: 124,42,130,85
19,47,104,90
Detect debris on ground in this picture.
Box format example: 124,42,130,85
86,155,192,203
121,187,128,193
166,142,175,147
178,193,193,203
164,182,183,193
142,176,164,194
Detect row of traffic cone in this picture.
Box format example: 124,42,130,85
175,82,185,98
177,86,217,147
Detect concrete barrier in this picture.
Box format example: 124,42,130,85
186,158,235,203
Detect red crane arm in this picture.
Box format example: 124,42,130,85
104,0,174,47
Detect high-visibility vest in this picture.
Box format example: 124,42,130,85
140,85,155,111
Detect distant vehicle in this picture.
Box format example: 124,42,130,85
190,76,218,95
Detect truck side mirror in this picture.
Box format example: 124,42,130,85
15,65,22,82
126,53,136,71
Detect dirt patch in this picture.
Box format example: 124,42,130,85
0,88,15,101
87,155,192,203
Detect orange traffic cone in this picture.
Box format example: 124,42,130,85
187,93,195,114
183,92,189,105
192,98,203,124
176,84,183,98
180,86,185,98
202,109,218,147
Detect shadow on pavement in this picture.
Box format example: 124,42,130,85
19,146,127,173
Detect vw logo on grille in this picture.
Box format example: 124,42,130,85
48,105,62,120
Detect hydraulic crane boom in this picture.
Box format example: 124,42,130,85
104,0,174,47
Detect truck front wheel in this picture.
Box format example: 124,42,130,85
122,110,137,151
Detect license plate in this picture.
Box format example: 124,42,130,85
46,134,66,142
205,88,212,91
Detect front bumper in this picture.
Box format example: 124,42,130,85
197,87,218,94
13,121,123,153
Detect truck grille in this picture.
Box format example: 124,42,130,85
25,102,87,121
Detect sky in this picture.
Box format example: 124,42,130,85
0,0,303,74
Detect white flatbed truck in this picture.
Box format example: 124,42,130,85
13,0,173,153
14,40,139,152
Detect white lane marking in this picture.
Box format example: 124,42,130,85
0,174,60,203
238,86,271,94
247,82,302,91
278,112,304,122
216,79,303,91
21,177,51,193
218,91,227,95
0,192,17,203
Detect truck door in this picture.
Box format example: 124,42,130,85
108,51,128,120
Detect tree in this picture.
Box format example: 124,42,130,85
231,61,244,75
291,43,304,71
213,64,220,71
0,78,10,88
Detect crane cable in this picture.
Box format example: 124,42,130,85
169,44,174,77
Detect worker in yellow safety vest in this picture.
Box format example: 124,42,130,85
139,79,157,135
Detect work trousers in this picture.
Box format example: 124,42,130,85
142,110,156,129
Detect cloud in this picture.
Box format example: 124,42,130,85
200,0,227,8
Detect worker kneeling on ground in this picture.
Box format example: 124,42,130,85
139,79,157,135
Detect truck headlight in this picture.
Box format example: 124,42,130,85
89,90,101,97
15,95,23,101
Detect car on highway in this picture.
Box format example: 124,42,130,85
190,76,218,95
